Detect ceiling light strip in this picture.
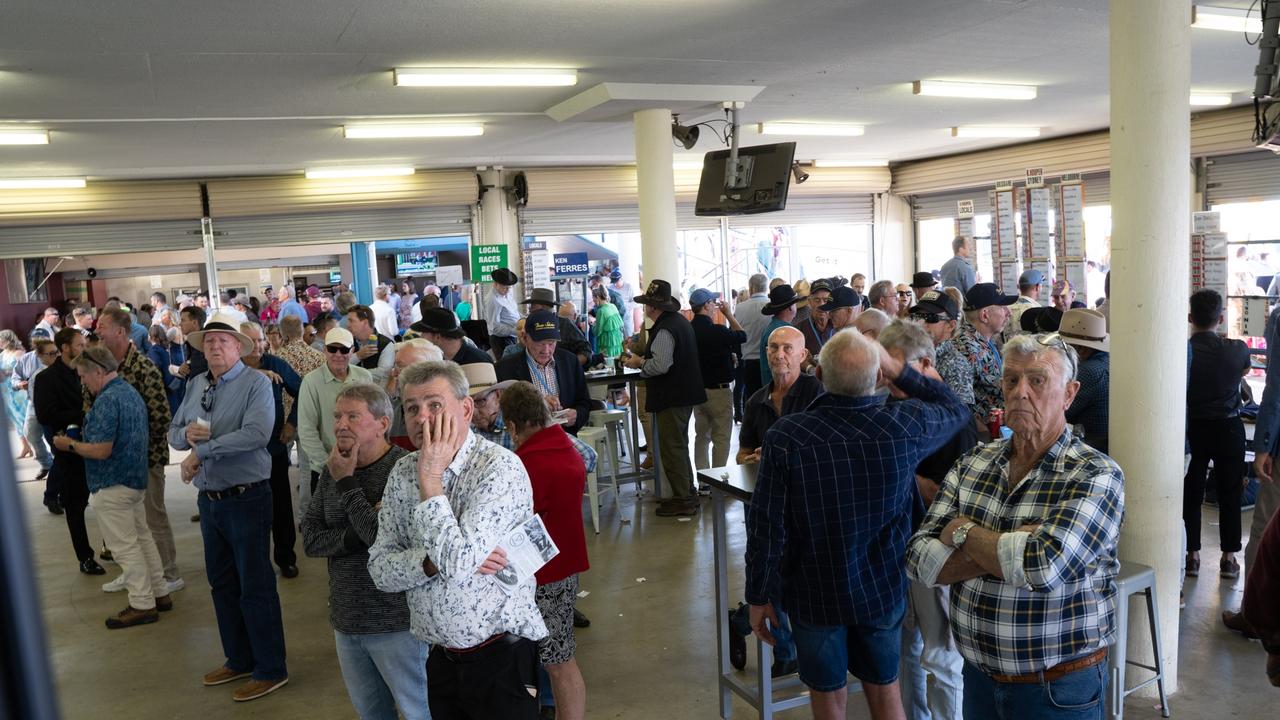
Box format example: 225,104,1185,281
913,80,1037,100
0,128,50,145
304,167,416,179
394,68,578,87
0,177,86,189
343,124,484,139
1191,6,1264,33
951,126,1042,139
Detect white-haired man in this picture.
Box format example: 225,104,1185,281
906,334,1124,720
746,328,969,720
853,308,891,342
385,339,444,449
277,285,310,325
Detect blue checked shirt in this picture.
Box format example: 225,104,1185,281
1252,304,1280,456
1065,351,1109,451
744,366,969,625
906,429,1125,676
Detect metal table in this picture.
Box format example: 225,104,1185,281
584,368,660,497
698,464,861,719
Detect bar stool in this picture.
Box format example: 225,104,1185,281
576,426,619,534
589,408,634,469
1109,561,1171,720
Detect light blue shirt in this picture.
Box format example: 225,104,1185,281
735,292,771,361
168,360,274,491
84,377,150,493
939,256,976,293
279,299,310,324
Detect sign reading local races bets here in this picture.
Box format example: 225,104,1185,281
469,244,509,280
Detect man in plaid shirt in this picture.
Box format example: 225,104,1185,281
745,328,969,720
906,334,1124,720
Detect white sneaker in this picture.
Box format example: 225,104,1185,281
164,577,185,594
101,575,126,593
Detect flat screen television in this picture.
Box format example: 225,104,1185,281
395,251,438,275
694,141,797,216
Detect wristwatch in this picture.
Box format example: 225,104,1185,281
951,521,977,549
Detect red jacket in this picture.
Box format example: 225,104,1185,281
515,424,588,584
1243,506,1280,652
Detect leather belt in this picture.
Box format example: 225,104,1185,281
199,481,265,501
705,382,732,390
989,648,1108,684
440,633,523,662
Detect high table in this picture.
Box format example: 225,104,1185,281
698,464,862,719
584,368,660,497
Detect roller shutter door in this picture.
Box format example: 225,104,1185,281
212,207,472,249
0,219,203,260
1206,151,1280,205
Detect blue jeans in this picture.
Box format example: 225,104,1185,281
962,660,1107,720
729,603,796,664
334,630,431,720
198,482,287,681
792,599,905,691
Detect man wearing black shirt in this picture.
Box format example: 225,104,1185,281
737,325,822,464
410,307,494,366
1185,289,1252,580
689,288,747,470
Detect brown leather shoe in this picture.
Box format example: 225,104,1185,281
1222,610,1259,639
155,595,173,613
104,605,159,629
202,666,252,686
232,676,288,702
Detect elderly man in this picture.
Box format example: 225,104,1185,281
485,267,522,358
240,321,303,578
55,346,172,629
520,287,592,366
734,273,772,409
821,285,864,331
1050,280,1076,312
623,280,707,517
412,307,494,365
795,278,835,355
880,320,974,720
299,327,374,495
496,309,591,435
908,291,974,409
34,328,104,574
385,339,445,450
368,361,548,718
746,329,969,720
94,307,182,595
854,308,891,341
906,334,1124,720
33,306,62,339
1060,309,1110,454
169,312,287,701
347,304,397,382
276,285,309,325
938,237,976,293
954,283,1017,431
868,280,901,319
758,283,802,389
689,288,747,470
301,383,426,720
1003,269,1044,343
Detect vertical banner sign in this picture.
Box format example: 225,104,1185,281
521,240,551,291
1057,175,1086,258
994,182,1017,258
1025,187,1052,259
469,243,509,280
954,199,975,242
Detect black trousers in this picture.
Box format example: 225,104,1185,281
490,334,514,360
1184,416,1246,553
741,359,763,406
268,452,296,568
52,451,93,562
41,427,61,506
427,636,539,719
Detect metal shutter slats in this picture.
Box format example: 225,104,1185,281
212,207,472,249
910,173,1109,221
0,220,203,259
205,171,477,217
727,196,874,227
1206,151,1280,205
0,181,201,227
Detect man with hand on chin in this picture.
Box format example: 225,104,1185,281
369,360,548,719
168,312,288,703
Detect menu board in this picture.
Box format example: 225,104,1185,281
1061,260,1087,302
994,188,1017,258
1058,183,1085,257
1192,211,1220,234
998,262,1023,295
955,217,975,241
1025,187,1053,258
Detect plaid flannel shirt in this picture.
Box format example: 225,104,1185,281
906,429,1124,676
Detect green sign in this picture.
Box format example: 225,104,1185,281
469,244,509,280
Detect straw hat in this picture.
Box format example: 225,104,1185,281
186,311,254,355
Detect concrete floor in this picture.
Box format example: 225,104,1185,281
10,439,1279,719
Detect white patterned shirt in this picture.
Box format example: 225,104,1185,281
367,429,548,648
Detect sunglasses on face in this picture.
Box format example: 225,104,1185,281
916,313,953,324
896,291,912,297
200,382,216,413
326,344,352,355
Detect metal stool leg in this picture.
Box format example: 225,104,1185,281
1111,593,1130,720
1145,588,1170,718
586,461,601,534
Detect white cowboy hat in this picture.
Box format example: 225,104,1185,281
186,311,254,356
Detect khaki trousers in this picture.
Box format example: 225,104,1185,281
144,464,179,580
91,484,167,610
693,387,734,470
656,406,695,501
1246,479,1280,575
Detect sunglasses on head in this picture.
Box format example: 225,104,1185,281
326,344,352,355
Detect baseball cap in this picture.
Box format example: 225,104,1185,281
1018,269,1045,287
809,278,833,295
909,290,958,320
610,269,622,281
324,327,355,348
525,309,560,342
688,287,721,308
963,283,1019,311
818,285,861,312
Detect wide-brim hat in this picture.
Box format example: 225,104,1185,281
634,279,680,312
1058,308,1109,353
1020,306,1063,333
186,312,254,355
910,271,937,289
909,290,958,320
490,267,519,286
519,287,560,308
761,284,800,315
411,307,465,338
462,363,517,397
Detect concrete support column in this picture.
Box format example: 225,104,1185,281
1109,0,1190,695
633,109,679,291
478,168,523,297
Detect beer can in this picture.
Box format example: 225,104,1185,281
986,409,1003,439
66,424,82,441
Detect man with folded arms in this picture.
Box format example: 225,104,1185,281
302,383,427,720
369,360,547,719
169,312,288,702
906,334,1124,719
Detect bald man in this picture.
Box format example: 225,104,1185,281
853,308,891,341
737,325,823,464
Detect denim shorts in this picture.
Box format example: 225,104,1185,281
792,600,906,691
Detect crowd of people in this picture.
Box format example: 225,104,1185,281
5,242,1280,719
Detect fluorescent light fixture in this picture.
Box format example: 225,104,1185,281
758,122,865,137
913,80,1037,100
1190,92,1233,106
0,177,86,189
394,67,578,87
304,166,416,179
951,126,1042,139
813,159,889,168
343,124,484,139
0,128,50,145
1192,5,1263,33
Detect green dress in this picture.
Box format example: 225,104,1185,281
592,302,623,358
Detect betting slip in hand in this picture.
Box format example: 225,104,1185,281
488,515,560,595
